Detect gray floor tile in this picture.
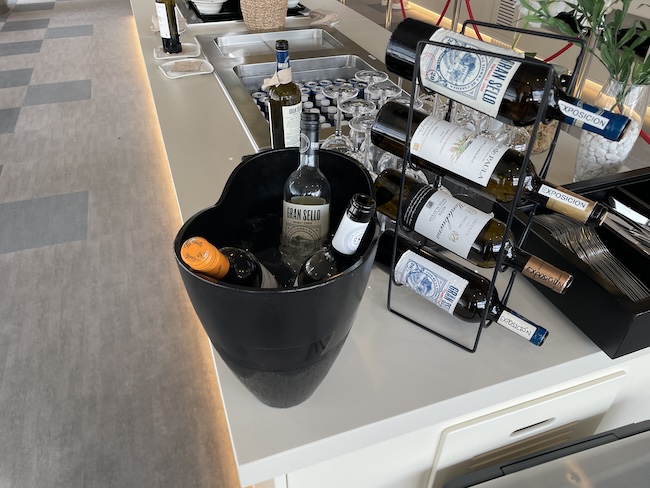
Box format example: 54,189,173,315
1,18,50,31
0,67,33,88
0,191,88,254
0,39,43,56
23,79,91,105
0,107,20,133
12,2,55,12
45,24,93,39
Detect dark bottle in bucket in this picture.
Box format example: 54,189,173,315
296,193,376,286
180,236,277,288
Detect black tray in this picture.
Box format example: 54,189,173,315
495,168,650,359
189,0,306,22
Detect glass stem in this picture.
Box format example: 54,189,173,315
335,104,343,136
363,126,372,170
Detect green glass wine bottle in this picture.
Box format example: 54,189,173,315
268,40,302,149
385,18,630,141
371,100,609,226
376,231,548,346
374,168,573,294
155,0,181,54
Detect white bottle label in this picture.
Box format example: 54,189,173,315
281,102,302,148
413,190,492,259
155,3,171,39
538,185,590,211
557,100,609,130
410,116,509,187
420,30,523,118
538,184,592,223
331,213,369,255
259,263,279,289
394,250,469,314
496,309,536,341
282,201,330,254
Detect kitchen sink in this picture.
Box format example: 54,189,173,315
216,29,343,57
196,25,405,149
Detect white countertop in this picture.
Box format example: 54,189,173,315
129,2,647,486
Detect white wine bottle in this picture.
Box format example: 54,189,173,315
371,100,609,226
296,193,376,286
180,237,277,288
376,231,548,346
385,18,630,141
155,0,181,54
374,168,573,294
281,112,331,270
268,40,302,149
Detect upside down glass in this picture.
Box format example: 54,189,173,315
320,84,359,154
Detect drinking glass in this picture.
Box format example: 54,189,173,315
320,84,359,153
376,152,428,184
355,70,389,84
349,114,378,173
338,98,376,156
355,70,389,100
366,80,402,109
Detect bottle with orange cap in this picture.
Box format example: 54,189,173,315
180,237,278,288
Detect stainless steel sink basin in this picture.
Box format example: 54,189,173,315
216,29,343,57
196,26,406,149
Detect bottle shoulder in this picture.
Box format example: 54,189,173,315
269,82,301,101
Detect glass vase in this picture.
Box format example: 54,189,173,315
574,79,649,182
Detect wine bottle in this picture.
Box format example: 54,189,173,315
180,237,277,288
374,169,573,294
155,0,181,54
268,40,302,149
371,101,608,226
385,18,630,141
280,112,331,269
376,231,548,346
296,193,376,286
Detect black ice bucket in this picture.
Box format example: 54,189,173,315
174,149,380,408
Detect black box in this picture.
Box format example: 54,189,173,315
495,168,650,359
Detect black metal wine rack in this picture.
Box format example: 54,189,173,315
385,20,588,352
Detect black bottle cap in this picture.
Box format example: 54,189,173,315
301,112,320,131
348,193,376,223
276,39,289,51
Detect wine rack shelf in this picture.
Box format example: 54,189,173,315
385,20,589,352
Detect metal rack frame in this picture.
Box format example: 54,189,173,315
385,21,587,352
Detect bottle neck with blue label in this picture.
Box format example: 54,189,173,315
376,231,548,346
